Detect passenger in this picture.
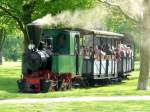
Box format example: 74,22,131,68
114,49,121,59
112,46,115,51
98,46,106,56
119,46,125,58
80,46,84,55
46,38,53,50
126,46,132,57
103,44,113,55
89,46,93,57
126,47,130,57
123,44,128,57
83,47,90,59
94,45,99,59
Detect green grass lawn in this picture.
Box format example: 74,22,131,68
0,101,150,112
0,61,150,99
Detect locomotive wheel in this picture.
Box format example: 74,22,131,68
59,80,72,91
49,81,58,91
66,81,72,90
60,80,67,91
57,76,72,91
57,78,64,91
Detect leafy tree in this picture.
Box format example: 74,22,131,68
0,0,96,52
0,12,10,64
105,10,136,33
98,0,150,90
3,34,23,61
0,8,21,64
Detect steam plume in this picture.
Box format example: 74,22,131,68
32,5,108,29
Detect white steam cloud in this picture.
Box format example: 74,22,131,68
32,5,108,29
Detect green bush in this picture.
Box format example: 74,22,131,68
3,36,23,61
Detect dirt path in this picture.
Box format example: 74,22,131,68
1,96,150,104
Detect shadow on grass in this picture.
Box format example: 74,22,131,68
0,69,21,76
76,81,126,90
0,76,19,93
130,77,138,80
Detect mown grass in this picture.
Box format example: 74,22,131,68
1,101,150,112
0,61,150,99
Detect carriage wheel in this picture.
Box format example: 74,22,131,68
72,77,89,88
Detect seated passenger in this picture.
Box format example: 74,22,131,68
126,46,132,57
119,46,125,58
123,44,128,57
98,46,106,56
80,46,84,55
103,44,113,55
114,49,121,59
118,44,128,58
94,45,99,59
89,46,93,57
83,47,90,59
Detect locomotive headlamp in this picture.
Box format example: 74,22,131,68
28,44,35,50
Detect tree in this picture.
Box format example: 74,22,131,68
0,8,20,64
137,0,150,90
98,0,150,90
0,11,10,65
105,7,136,33
3,36,22,61
0,0,96,52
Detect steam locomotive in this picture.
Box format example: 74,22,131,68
17,24,134,93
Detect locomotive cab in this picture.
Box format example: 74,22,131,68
42,29,83,75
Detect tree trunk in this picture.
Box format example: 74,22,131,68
23,30,30,53
137,38,149,90
0,29,4,65
137,0,150,90
0,50,2,65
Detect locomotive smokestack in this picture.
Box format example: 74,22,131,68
26,24,42,48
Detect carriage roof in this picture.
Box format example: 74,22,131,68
64,28,124,39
